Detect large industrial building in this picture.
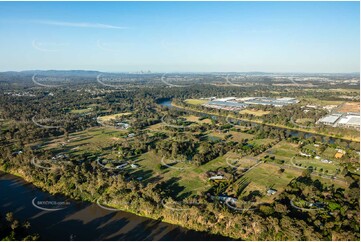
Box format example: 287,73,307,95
316,113,360,130
243,97,299,107
202,96,299,111
337,115,360,129
316,114,343,126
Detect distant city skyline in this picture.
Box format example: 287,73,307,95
0,1,359,73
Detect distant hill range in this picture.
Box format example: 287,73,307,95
0,70,102,77
0,70,358,78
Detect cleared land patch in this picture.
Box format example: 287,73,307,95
70,108,93,114
301,98,344,106
224,152,258,170
184,115,212,124
184,99,208,105
97,112,132,122
337,102,360,113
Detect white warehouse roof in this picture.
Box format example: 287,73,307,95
215,97,237,102
277,97,297,101
338,115,360,126
319,114,341,124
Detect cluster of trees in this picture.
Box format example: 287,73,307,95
155,137,229,166
0,212,39,241
277,173,359,240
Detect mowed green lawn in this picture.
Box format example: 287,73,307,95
268,141,299,159
240,162,302,203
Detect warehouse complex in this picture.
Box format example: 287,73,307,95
316,113,360,130
202,97,360,130
203,97,299,111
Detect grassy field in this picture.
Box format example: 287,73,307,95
265,141,339,172
224,152,258,169
134,150,270,199
303,143,321,153
322,147,337,159
291,156,340,174
207,130,254,142
295,118,314,124
184,99,209,105
135,152,225,198
70,108,93,114
146,123,164,132
250,138,277,147
240,162,302,203
41,127,127,155
229,131,254,142
239,109,270,116
220,139,346,203
300,97,344,106
269,141,298,158
184,115,212,124
321,88,360,94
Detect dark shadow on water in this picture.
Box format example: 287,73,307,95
0,172,232,240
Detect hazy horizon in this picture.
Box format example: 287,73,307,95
0,1,359,73
1,69,360,75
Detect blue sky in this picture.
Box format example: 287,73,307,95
0,1,359,73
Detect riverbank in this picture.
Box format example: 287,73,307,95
0,168,234,240
170,101,360,143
